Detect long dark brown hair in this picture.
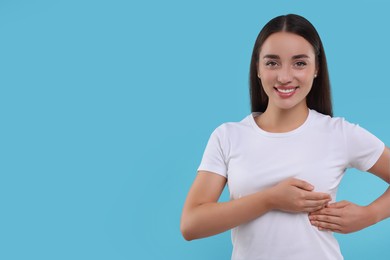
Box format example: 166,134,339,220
249,14,333,116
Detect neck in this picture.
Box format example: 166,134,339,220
256,104,309,133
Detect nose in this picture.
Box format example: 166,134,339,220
277,67,293,84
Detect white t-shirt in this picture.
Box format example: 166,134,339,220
198,109,385,260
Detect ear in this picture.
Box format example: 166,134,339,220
256,62,261,78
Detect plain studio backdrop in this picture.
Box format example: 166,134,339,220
1,0,389,259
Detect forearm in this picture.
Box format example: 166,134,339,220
182,177,331,240
364,146,390,226
181,189,273,240
366,186,390,224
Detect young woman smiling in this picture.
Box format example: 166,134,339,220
181,14,390,260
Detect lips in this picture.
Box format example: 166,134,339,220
274,86,299,98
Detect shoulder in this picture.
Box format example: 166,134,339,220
309,110,382,145
309,109,356,132
212,114,255,137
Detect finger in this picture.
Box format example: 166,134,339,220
304,198,330,208
317,225,342,233
291,178,314,191
304,191,331,200
309,208,326,215
309,214,341,225
309,207,325,215
305,204,329,213
309,207,341,217
310,219,342,233
326,200,349,208
318,227,343,233
303,198,332,212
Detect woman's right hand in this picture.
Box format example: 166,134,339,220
181,174,331,241
269,178,331,213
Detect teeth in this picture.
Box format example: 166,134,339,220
277,88,295,93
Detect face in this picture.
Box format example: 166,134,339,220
258,32,318,111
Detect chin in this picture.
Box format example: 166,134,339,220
276,103,300,110
274,100,307,111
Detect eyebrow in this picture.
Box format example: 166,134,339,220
262,54,310,59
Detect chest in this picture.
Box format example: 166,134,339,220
226,133,347,199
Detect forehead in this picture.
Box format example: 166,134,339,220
260,32,315,58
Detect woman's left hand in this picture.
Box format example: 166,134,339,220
308,200,375,234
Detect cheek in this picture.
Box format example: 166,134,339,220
260,77,276,95
295,71,315,86
259,71,277,85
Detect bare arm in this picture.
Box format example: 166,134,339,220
366,146,390,222
310,147,390,233
181,171,331,241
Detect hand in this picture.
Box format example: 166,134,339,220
309,200,375,234
269,178,331,213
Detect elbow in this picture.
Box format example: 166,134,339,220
180,221,195,241
181,229,194,241
180,218,197,241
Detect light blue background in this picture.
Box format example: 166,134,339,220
1,0,389,259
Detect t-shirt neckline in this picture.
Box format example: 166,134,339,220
249,109,313,137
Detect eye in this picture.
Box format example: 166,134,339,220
294,61,307,68
265,60,279,68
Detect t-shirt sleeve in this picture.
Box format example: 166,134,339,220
344,121,385,171
197,125,228,178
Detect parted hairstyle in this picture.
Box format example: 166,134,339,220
249,14,333,117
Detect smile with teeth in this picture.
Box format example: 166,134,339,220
274,87,298,93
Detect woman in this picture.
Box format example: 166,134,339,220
180,14,390,260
